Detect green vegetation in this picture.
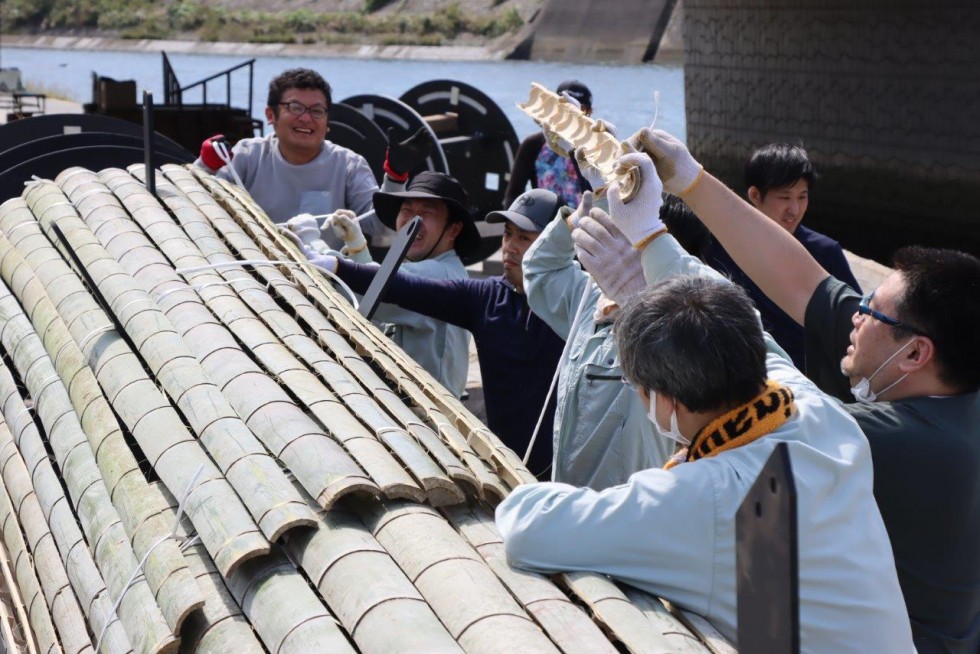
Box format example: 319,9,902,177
0,0,526,46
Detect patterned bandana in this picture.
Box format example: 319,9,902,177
664,380,796,470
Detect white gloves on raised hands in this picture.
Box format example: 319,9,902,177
276,224,314,259
572,207,645,307
565,190,595,230
307,253,338,275
285,213,322,245
607,152,665,247
323,210,369,260
627,128,703,197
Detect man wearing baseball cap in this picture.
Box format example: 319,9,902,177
308,188,566,478
504,80,594,208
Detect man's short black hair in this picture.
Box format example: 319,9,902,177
617,276,768,413
267,68,332,116
892,246,980,392
744,143,818,198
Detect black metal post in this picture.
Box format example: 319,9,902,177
142,90,156,198
736,442,800,654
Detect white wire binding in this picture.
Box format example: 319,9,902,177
94,464,206,653
212,140,245,189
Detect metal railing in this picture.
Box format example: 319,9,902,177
162,51,255,116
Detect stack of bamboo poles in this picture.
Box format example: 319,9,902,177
0,164,735,654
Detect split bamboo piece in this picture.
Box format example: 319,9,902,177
145,481,263,654
166,166,473,505
0,341,133,653
665,604,738,654
182,167,519,499
0,405,91,654
621,589,710,653
0,226,204,637
360,498,559,652
5,190,268,578
0,466,52,654
517,82,639,200
55,167,333,531
143,164,467,504
0,277,176,654
441,504,617,654
105,165,422,504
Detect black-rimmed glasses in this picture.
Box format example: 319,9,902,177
857,290,927,336
279,101,328,120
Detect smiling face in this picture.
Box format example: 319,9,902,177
501,222,540,293
265,87,329,165
840,272,915,390
396,198,462,261
749,178,809,235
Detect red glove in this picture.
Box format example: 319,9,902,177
200,134,230,170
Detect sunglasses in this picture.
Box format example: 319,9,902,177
278,101,328,120
857,290,928,336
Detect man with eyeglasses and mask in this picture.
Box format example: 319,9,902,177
196,68,431,247
621,128,980,654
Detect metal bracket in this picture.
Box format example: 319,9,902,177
736,441,800,654
357,216,422,321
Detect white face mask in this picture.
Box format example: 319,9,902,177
647,393,690,446
848,338,916,403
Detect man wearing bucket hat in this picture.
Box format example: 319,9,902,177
308,188,566,478
358,171,477,398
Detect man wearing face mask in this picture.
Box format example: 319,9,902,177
496,152,914,652
624,128,980,654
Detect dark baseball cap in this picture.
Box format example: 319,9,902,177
486,189,563,232
373,171,480,257
557,80,592,109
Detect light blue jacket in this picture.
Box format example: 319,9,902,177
497,234,914,653
523,218,670,489
372,250,470,398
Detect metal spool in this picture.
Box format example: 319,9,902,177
341,94,450,176
323,101,390,185
0,145,190,204
400,80,519,264
0,113,188,156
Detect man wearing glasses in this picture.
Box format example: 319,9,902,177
622,128,980,654
196,68,429,234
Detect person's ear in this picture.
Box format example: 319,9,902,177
265,106,275,125
899,337,935,374
446,220,463,243
747,186,763,207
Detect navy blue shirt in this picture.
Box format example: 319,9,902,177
707,224,862,370
335,260,563,478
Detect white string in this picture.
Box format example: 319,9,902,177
524,278,595,469
650,90,661,129
212,141,245,189
94,464,205,653
174,259,359,309
76,325,116,352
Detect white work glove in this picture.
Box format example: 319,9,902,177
323,210,369,260
572,207,645,307
565,190,595,230
573,148,606,191
607,152,665,248
285,213,322,245
626,128,703,197
308,253,338,275
276,224,313,259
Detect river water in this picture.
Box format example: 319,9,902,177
1,46,685,141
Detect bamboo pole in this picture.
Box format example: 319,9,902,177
0,402,92,654
0,280,175,654
4,191,268,579
358,498,559,652
0,228,204,637
559,571,687,653
0,338,132,653
0,474,47,654
54,168,325,536
664,603,737,654
172,167,498,504
441,504,618,654
620,589,710,653
139,165,477,505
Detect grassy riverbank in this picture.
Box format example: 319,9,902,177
1,0,537,48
